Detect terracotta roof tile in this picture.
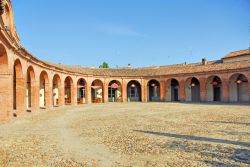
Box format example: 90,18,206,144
224,49,250,59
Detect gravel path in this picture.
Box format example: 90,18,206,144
0,103,249,166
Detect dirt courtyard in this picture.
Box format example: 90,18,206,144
0,103,249,167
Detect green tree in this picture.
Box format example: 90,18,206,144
99,62,109,68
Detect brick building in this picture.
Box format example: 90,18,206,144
0,0,249,121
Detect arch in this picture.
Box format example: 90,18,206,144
127,80,141,102
77,78,87,104
0,44,10,119
64,76,73,105
0,45,8,72
39,71,49,108
206,75,222,102
13,59,25,115
108,80,122,102
26,66,35,111
52,74,61,106
229,73,249,102
185,77,200,102
91,79,104,103
147,79,160,102
166,78,180,101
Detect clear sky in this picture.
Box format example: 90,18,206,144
12,0,250,68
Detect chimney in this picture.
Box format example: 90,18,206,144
202,58,207,65
128,64,131,68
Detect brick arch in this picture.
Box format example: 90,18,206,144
127,80,141,102
108,80,122,102
229,73,249,102
64,76,74,105
26,66,36,111
13,59,25,116
77,78,87,104
147,79,160,102
166,78,179,101
52,74,62,106
206,75,222,102
0,44,11,120
185,77,200,102
91,79,104,103
0,44,8,72
39,71,49,108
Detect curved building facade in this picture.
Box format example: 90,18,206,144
0,0,250,121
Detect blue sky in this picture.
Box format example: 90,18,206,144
12,0,250,68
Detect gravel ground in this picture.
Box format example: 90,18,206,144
0,102,249,167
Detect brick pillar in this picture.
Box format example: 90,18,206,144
31,80,40,112
45,82,53,109
16,77,26,115
141,79,147,102
86,79,92,104
160,80,166,102
72,85,77,106
179,79,185,101
122,80,127,102
103,81,109,103
0,73,13,121
199,77,206,102
58,80,64,106
221,78,229,102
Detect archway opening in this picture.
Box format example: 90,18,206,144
171,79,179,101
26,66,35,111
127,80,141,102
147,80,160,102
77,78,86,104
53,74,61,106
108,80,122,102
185,77,200,102
0,45,8,72
229,74,249,102
39,71,49,108
64,76,73,105
91,79,103,103
13,59,25,114
206,76,222,102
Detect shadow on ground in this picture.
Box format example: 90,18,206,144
133,130,250,147
208,121,250,126
134,130,250,166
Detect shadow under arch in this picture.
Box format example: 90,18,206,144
147,79,160,102
108,80,122,102
26,66,36,111
91,79,104,103
127,80,141,102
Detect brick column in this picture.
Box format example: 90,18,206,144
221,78,229,102
179,79,185,101
16,77,26,115
199,77,206,102
122,79,127,102
72,85,77,106
86,79,92,104
103,80,109,103
160,80,166,102
141,79,147,102
58,80,64,106
0,73,13,121
31,80,40,112
45,82,53,109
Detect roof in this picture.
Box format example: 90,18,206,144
223,49,250,59
46,59,250,77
